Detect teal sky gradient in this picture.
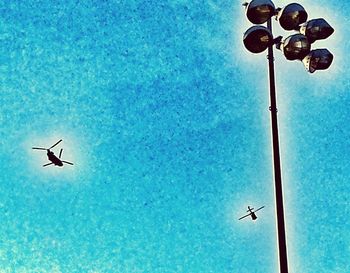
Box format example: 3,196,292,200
1,0,349,272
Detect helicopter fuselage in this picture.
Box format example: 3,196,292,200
247,206,257,220
47,151,63,166
33,140,73,167
251,212,257,220
239,205,264,221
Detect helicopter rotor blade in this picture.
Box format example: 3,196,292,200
43,162,54,167
62,160,74,165
238,213,251,220
49,139,62,150
254,206,265,213
32,147,47,150
59,149,63,159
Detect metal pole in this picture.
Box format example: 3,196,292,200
266,18,289,273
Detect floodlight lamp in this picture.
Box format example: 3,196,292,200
277,3,308,31
281,34,311,60
245,0,276,24
299,18,334,43
302,49,333,73
243,26,273,54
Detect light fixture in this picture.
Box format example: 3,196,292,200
299,18,334,43
302,49,334,73
277,3,308,30
280,34,311,60
241,2,335,272
243,26,273,53
244,0,276,24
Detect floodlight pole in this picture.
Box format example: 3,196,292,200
266,18,289,273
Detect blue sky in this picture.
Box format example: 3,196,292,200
1,0,349,272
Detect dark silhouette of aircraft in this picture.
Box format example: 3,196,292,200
239,206,265,221
32,139,73,167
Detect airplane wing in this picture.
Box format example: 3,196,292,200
238,213,251,220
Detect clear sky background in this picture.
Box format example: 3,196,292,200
0,0,349,272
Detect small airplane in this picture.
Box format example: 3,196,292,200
239,205,265,221
32,139,74,167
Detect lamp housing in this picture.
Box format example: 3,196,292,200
277,3,308,31
245,0,276,24
281,34,311,60
299,18,334,43
243,25,273,54
302,49,334,73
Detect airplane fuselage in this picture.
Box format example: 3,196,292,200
47,151,63,166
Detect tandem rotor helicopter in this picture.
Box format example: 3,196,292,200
32,139,73,167
239,206,265,221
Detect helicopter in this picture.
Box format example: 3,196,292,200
32,139,74,167
238,205,265,221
